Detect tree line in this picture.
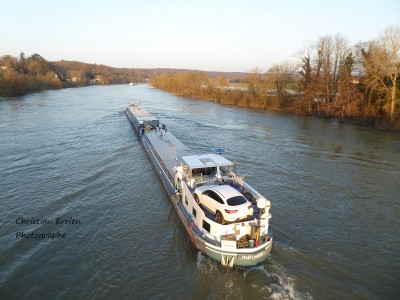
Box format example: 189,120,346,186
150,25,400,128
0,53,156,96
0,53,61,96
0,52,246,97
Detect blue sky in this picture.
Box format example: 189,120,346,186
1,0,399,72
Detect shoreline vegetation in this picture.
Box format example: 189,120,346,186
150,26,400,130
1,25,399,130
0,53,173,96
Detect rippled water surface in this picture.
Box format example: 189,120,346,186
1,85,399,299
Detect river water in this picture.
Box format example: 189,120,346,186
0,84,399,299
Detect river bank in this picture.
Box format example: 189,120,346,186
149,64,400,132
155,84,400,132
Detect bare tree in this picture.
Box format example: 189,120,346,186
297,35,350,115
380,26,399,122
359,25,400,121
246,68,265,107
298,42,317,113
267,62,295,107
316,34,349,104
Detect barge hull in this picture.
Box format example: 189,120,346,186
126,104,272,267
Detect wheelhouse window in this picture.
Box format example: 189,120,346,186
184,196,188,206
192,167,217,177
220,166,230,174
192,207,197,218
202,220,210,233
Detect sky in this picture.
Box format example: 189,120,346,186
1,0,399,72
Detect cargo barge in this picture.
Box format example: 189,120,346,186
126,101,272,267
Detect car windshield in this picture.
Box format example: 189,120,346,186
226,196,247,206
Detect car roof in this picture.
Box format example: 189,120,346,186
208,185,243,199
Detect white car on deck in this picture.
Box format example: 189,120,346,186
194,185,254,224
